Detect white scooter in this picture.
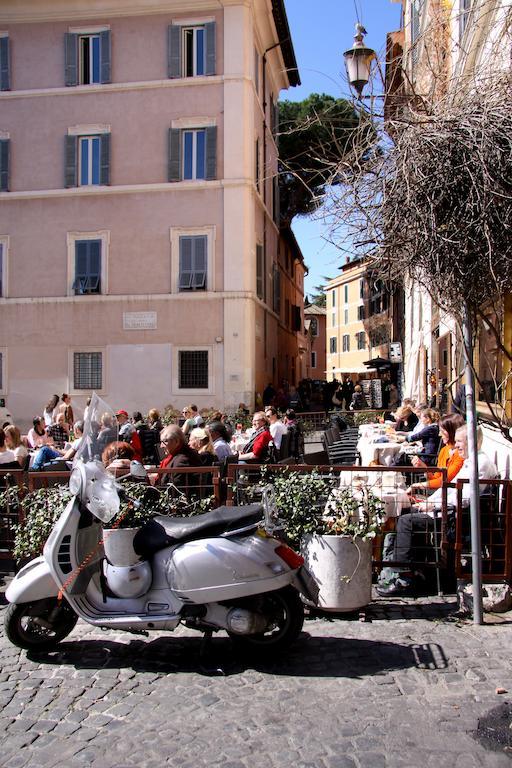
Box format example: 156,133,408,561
5,395,310,655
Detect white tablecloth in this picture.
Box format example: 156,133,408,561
357,438,404,467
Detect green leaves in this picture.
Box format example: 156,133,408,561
12,486,71,562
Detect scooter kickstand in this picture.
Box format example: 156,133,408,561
199,630,225,676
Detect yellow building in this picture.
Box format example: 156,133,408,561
325,257,399,390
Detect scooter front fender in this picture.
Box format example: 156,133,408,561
5,557,59,604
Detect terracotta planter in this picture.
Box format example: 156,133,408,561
301,533,372,612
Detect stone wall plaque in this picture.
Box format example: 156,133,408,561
123,311,157,331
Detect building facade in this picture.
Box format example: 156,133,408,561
0,0,299,426
304,304,326,382
325,257,402,383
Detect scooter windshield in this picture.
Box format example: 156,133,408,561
73,392,119,466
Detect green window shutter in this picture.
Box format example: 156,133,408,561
0,37,10,91
205,22,216,76
64,135,77,188
168,128,181,182
64,33,78,86
100,30,111,84
205,126,217,180
100,133,110,185
0,139,9,192
168,25,181,78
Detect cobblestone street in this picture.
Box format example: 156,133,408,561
1,591,512,768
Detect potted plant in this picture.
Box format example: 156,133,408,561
268,469,384,612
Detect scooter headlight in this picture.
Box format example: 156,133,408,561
69,466,83,496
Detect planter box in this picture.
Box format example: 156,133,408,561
103,527,141,567
301,533,372,612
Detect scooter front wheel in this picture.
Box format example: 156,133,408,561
4,598,78,651
228,586,304,654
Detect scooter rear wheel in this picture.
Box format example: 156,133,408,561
228,586,304,654
4,598,78,651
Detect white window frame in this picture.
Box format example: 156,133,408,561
67,230,109,297
170,225,215,294
0,235,9,298
311,350,317,369
172,345,213,395
182,128,206,180
78,135,101,186
69,347,106,395
0,346,6,395
182,25,206,77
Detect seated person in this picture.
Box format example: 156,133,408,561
4,425,29,467
96,413,118,457
158,425,202,493
391,408,439,467
48,412,69,449
238,412,272,463
188,427,216,466
377,424,498,596
0,428,19,469
206,421,233,461
116,410,143,462
27,416,49,449
31,421,84,471
264,406,288,451
389,403,419,433
408,413,465,494
102,441,135,477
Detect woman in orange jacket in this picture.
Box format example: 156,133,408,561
408,413,465,493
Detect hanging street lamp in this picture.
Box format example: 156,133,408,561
343,23,376,97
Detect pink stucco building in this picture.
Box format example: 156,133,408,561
0,0,299,426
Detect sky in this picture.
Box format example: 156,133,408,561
283,0,403,299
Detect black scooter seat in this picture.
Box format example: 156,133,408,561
133,503,263,559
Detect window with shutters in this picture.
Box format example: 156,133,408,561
273,263,281,315
168,22,216,79
292,305,302,332
65,131,110,188
168,125,216,182
356,331,366,350
329,337,337,354
357,304,365,321
0,139,10,192
344,284,348,303
309,317,319,337
342,334,350,352
255,138,260,192
65,29,111,86
0,35,10,91
73,351,102,390
73,240,101,295
311,351,317,369
344,308,349,325
410,0,423,66
178,350,209,389
179,235,207,291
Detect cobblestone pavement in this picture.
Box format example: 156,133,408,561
1,591,512,768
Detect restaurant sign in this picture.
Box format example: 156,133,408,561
389,341,402,362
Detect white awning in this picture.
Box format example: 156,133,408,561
326,366,371,374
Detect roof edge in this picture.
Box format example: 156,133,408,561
271,0,300,87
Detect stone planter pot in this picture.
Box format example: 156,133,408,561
301,533,372,612
102,527,141,567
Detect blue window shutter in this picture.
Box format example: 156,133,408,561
0,139,9,192
65,135,77,188
205,22,216,76
205,126,217,180
168,128,181,182
168,25,181,78
64,33,78,86
100,30,111,83
100,133,110,185
0,37,10,91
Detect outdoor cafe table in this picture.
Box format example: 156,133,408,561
337,469,411,520
357,435,404,467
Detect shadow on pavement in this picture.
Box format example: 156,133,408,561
26,632,449,677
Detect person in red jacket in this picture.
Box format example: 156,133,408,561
238,412,272,463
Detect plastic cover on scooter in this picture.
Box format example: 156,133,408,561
72,392,121,524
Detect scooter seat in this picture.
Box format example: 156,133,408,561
133,503,263,559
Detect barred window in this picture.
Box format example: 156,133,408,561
179,350,208,389
74,352,102,389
